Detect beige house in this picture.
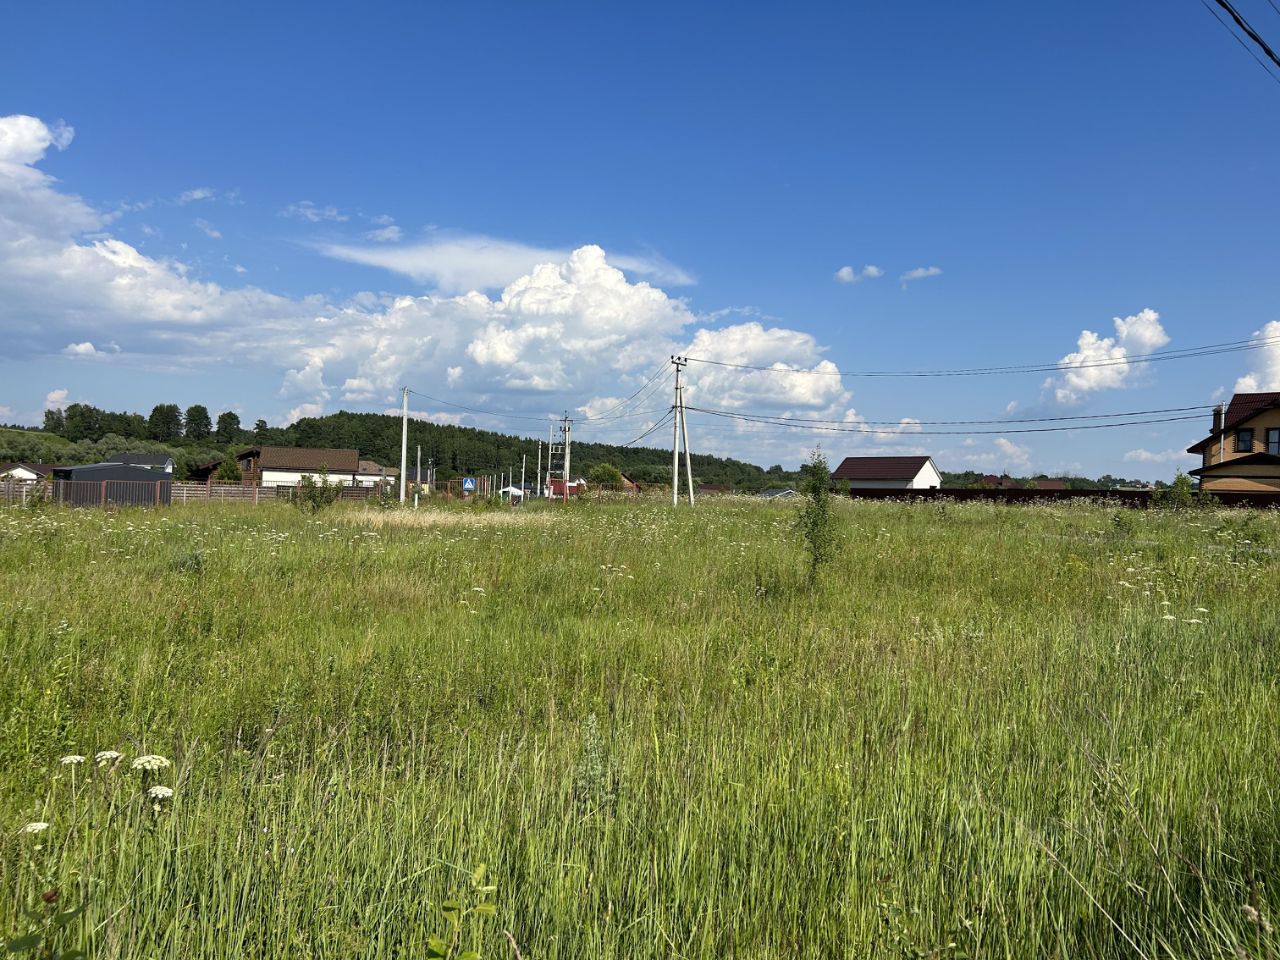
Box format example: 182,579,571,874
1187,392,1280,492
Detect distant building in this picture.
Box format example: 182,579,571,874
106,452,175,473
1188,392,1280,492
355,459,398,488
50,463,172,506
1029,478,1068,491
0,462,63,482
546,478,586,497
981,474,1021,489
760,487,799,500
191,446,362,487
832,455,942,490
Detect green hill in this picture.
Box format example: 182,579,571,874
281,411,796,491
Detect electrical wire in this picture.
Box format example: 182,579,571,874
685,406,1208,436
1199,0,1280,82
579,362,671,421
684,333,1280,379
679,402,1217,428
620,409,676,447
406,389,553,424
1211,0,1280,70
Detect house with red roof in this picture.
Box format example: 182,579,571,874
1187,392,1280,492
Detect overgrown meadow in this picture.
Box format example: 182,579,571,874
1,498,1278,958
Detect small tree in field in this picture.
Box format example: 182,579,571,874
214,456,242,484
796,447,838,584
587,463,624,486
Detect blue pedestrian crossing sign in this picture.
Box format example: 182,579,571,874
461,477,476,492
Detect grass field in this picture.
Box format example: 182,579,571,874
1,498,1278,958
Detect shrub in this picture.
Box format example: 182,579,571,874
214,457,242,484
795,447,838,583
292,472,341,513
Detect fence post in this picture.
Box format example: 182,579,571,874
100,481,107,508
253,485,259,505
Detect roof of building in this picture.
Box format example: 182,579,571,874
1188,392,1280,452
357,460,398,477
0,462,63,477
246,446,361,473
981,474,1020,488
761,487,799,498
52,462,172,480
831,455,936,481
1189,452,1280,476
105,452,173,466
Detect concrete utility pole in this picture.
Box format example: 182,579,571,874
399,386,409,503
536,442,542,498
670,356,694,506
562,414,573,504
520,454,526,503
414,445,421,508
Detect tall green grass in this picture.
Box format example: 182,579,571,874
1,499,1277,958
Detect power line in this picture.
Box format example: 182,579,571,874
684,333,1280,379
581,368,676,423
1210,0,1280,71
579,362,671,421
1198,0,1280,82
681,402,1217,428
405,388,552,424
685,406,1209,436
620,408,675,447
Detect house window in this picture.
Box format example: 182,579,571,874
1235,429,1254,453
1268,428,1280,456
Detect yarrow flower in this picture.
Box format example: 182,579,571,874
95,750,123,766
131,755,171,771
146,785,173,800
21,822,49,834
60,755,85,765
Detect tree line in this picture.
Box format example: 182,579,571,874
14,404,802,490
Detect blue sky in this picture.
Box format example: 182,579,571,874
2,1,1278,478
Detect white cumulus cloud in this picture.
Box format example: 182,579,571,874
834,264,882,284
1235,320,1280,392
899,266,942,286
320,232,694,293
1044,308,1170,405
1124,448,1197,464
282,200,348,223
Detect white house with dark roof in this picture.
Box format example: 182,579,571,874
831,455,942,490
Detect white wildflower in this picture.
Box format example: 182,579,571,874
131,755,171,771
95,750,123,766
146,785,174,800
60,755,86,765
21,822,49,834
1195,607,1209,613
1161,614,1177,621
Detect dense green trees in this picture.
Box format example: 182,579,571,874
148,404,183,443
184,405,212,441
214,411,242,445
